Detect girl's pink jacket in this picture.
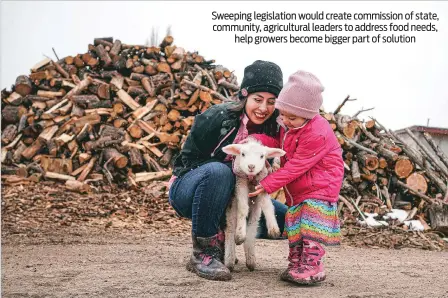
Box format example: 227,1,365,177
253,115,345,207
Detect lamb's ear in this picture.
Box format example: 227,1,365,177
266,148,286,158
222,144,242,156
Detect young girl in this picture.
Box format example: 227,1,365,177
169,60,288,281
249,70,344,285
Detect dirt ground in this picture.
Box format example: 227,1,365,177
2,229,448,298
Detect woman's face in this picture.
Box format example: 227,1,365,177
244,92,276,124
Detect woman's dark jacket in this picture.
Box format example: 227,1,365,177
173,102,243,177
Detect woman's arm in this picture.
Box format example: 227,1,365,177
179,104,227,162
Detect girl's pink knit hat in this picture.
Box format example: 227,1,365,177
275,70,324,119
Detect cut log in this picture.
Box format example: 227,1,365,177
142,153,163,171
77,156,97,182
378,157,388,169
128,125,143,139
1,125,17,145
83,136,123,152
157,62,171,73
109,39,122,57
159,148,174,166
129,148,144,168
377,145,398,161
406,172,428,194
71,95,100,107
15,75,33,96
2,105,27,123
44,171,75,181
357,151,379,171
390,130,446,193
117,89,140,110
78,153,91,164
37,125,59,142
52,61,70,78
103,147,128,168
21,139,43,160
31,57,51,72
36,90,63,98
12,141,27,162
199,90,212,103
167,109,180,122
40,156,73,174
394,156,414,178
135,170,172,182
361,173,377,182
74,113,101,129
65,180,92,193
351,160,361,183
141,77,155,97
44,76,93,114
182,79,228,102
5,92,23,105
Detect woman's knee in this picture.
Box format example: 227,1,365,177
203,162,235,187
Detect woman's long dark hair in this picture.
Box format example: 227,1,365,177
227,95,280,137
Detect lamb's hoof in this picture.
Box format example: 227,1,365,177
226,264,235,272
246,261,256,271
225,258,236,272
268,227,281,239
235,234,246,245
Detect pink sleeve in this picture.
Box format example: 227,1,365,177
260,134,327,194
250,133,280,148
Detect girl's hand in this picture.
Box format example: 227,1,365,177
248,184,266,197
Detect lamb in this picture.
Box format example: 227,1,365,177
222,137,286,271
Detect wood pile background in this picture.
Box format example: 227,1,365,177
1,36,239,192
2,35,448,243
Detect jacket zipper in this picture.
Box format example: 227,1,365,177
211,127,236,157
281,130,294,206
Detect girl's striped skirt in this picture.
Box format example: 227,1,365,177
285,199,341,246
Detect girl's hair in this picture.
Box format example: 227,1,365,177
227,95,280,137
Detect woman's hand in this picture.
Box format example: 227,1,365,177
248,184,266,197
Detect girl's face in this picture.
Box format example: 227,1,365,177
245,92,276,125
279,110,307,129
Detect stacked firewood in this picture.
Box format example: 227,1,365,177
1,36,240,191
320,96,448,233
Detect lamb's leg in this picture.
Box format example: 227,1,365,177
244,199,262,271
224,198,237,271
260,193,281,238
234,180,249,245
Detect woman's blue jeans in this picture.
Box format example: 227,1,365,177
168,161,287,238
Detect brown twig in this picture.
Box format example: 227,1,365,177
353,107,374,118
334,95,356,115
52,47,60,61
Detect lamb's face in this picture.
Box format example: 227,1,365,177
222,139,286,177
237,143,269,176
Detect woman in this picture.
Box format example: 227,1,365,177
168,60,288,281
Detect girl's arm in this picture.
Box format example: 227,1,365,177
259,133,328,194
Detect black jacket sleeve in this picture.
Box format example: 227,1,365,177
180,105,225,165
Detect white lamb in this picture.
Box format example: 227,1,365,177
222,137,286,271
